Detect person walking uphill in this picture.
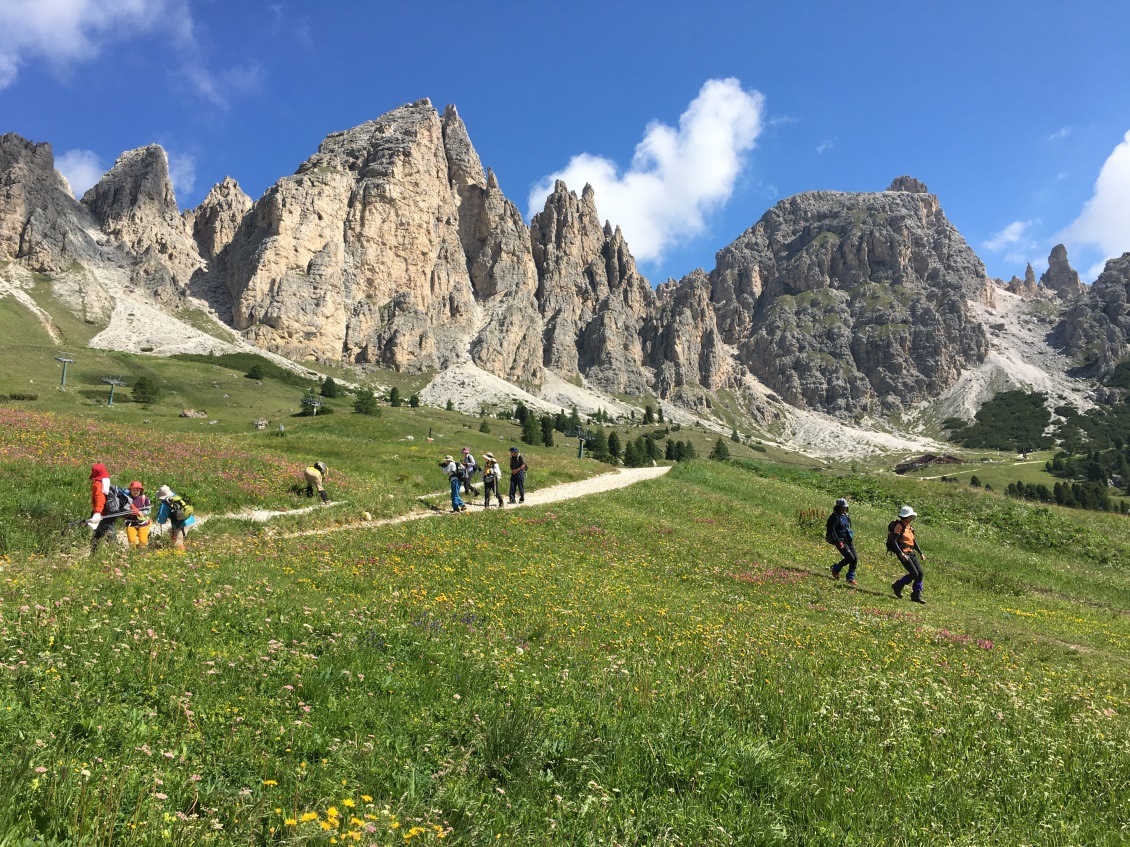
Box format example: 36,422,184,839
123,481,152,549
890,505,927,604
507,446,527,504
440,455,467,513
304,462,330,503
460,447,480,497
87,463,119,554
155,485,196,551
826,497,858,585
481,452,504,508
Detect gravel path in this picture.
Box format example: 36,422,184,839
217,465,672,539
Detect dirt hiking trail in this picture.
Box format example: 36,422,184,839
212,466,672,540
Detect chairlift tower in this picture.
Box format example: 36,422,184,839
101,376,126,406
55,353,75,391
301,394,324,416
567,428,594,459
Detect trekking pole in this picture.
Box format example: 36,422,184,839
60,508,150,536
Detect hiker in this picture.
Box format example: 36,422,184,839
155,485,196,551
304,461,330,503
440,455,466,512
123,480,152,549
889,505,927,604
460,447,480,497
481,451,504,508
826,497,857,585
86,463,119,554
507,446,527,504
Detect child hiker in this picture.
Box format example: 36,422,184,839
155,485,196,551
890,505,927,604
826,497,858,585
481,452,504,508
123,480,152,549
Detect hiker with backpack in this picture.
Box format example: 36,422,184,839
481,452,504,508
507,446,527,504
460,447,480,497
87,463,126,554
304,461,330,503
123,480,152,549
155,485,196,551
826,497,858,585
440,455,467,513
889,505,927,604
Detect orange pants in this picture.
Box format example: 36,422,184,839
126,524,150,548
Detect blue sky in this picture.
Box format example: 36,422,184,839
2,0,1129,285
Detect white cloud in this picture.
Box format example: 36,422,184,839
0,0,257,107
1060,129,1130,262
55,148,107,198
1048,126,1073,141
815,139,835,155
982,220,1035,252
167,151,195,195
0,0,175,89
527,78,765,263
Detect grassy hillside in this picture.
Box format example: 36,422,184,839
0,454,1126,845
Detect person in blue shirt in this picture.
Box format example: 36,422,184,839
827,497,858,585
155,484,196,551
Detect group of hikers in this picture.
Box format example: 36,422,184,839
440,446,527,513
826,497,928,603
86,463,195,553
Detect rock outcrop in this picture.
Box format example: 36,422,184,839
187,177,252,263
531,181,656,394
82,145,203,298
1006,263,1040,297
1040,243,1084,300
0,133,103,272
1060,252,1130,374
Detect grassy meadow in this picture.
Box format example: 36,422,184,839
1,413,1127,844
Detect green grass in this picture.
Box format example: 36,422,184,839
0,450,1127,845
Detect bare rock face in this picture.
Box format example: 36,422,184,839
441,106,544,380
887,175,929,193
646,269,734,394
1007,263,1040,297
0,133,103,272
705,183,992,414
1040,243,1084,300
1060,251,1130,373
223,100,481,367
82,145,203,297
188,177,252,262
530,181,656,393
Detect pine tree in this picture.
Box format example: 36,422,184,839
607,432,622,464
665,440,675,461
514,401,529,424
353,388,380,416
710,437,730,460
643,404,655,424
541,415,555,447
590,429,608,460
389,387,402,407
409,394,420,408
320,377,340,398
521,414,541,446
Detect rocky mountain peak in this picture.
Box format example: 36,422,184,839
1061,251,1130,373
1040,243,1084,300
441,104,486,190
187,176,252,262
707,184,991,413
0,133,102,273
887,175,929,193
82,145,179,232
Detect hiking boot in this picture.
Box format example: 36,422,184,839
830,567,840,580
846,577,858,587
911,592,926,604
459,505,467,512
891,581,904,599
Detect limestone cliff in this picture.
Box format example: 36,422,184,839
530,181,655,394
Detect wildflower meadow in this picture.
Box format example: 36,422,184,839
0,414,1127,845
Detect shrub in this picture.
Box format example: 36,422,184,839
353,388,380,416
131,376,162,405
